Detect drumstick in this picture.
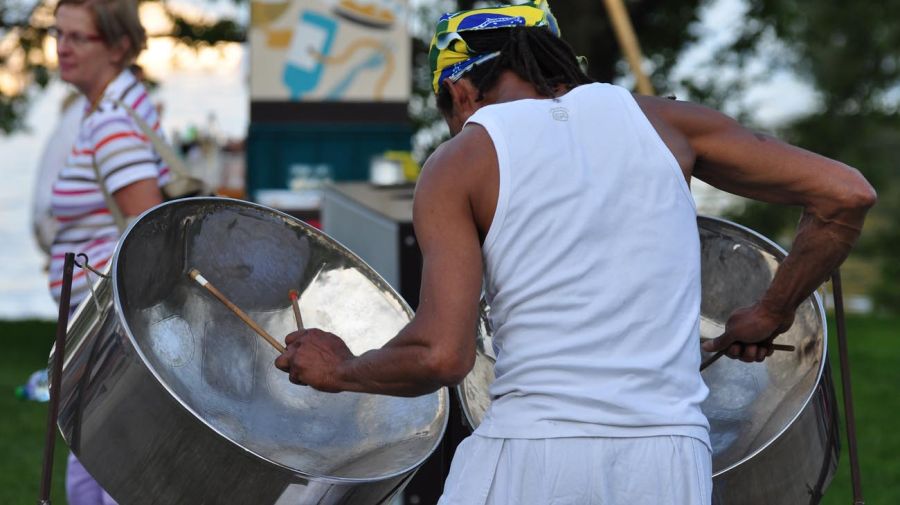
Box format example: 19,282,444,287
700,349,727,372
289,290,304,330
700,338,795,353
699,340,796,372
188,269,286,353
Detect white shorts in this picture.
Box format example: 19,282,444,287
437,434,712,505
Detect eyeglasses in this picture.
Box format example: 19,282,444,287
48,26,103,47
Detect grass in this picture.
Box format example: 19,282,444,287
821,314,900,504
0,319,67,505
0,315,897,504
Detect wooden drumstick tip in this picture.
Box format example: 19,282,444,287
188,268,207,286
289,290,304,330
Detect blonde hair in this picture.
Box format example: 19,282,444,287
56,0,146,66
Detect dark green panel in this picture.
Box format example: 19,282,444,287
247,123,412,198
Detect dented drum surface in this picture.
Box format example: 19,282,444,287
55,198,448,505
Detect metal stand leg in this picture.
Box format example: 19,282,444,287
832,269,865,505
38,252,76,505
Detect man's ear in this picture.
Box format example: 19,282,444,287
445,78,479,117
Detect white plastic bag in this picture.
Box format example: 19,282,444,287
31,93,85,254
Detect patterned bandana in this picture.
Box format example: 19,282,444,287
428,1,560,94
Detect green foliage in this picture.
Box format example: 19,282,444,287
722,202,800,249
169,14,245,46
868,188,900,313
742,1,900,113
703,1,900,312
0,92,33,134
0,1,53,134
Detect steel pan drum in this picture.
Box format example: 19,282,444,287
458,216,839,504
55,198,448,505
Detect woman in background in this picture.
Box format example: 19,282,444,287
49,0,169,503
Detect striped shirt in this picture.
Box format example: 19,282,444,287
49,69,170,309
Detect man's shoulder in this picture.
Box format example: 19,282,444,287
418,126,497,198
432,124,496,169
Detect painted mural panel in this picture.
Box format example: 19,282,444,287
250,0,410,101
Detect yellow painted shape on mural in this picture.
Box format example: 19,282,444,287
334,0,395,29
266,29,294,49
251,0,291,28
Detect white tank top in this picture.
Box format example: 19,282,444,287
466,83,709,447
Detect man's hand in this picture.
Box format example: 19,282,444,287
701,303,796,363
274,329,355,393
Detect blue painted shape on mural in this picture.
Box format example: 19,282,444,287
325,50,385,100
283,10,338,100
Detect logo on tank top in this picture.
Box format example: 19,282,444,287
550,107,569,121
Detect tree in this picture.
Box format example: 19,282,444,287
708,0,900,312
0,0,53,133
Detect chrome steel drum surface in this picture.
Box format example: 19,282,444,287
56,198,447,505
458,216,839,505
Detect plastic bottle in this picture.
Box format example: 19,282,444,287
14,369,50,402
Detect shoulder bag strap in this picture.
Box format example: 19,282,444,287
108,96,194,182
91,152,128,233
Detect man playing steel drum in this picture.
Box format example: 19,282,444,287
276,1,875,503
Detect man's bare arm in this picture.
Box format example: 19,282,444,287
639,96,877,360
275,128,488,395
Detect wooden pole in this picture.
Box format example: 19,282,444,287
602,0,655,95
832,270,865,504
39,252,76,505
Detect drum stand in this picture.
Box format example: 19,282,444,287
37,252,76,505
832,270,865,505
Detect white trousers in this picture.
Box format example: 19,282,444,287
438,435,712,505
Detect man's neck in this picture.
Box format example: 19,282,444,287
484,71,566,104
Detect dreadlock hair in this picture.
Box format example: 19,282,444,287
437,26,594,114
